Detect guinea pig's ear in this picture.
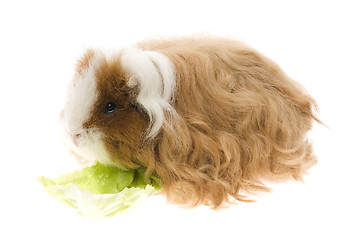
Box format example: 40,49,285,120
75,49,95,74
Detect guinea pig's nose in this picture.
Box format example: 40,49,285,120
73,133,82,147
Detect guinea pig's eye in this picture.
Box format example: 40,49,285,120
104,102,117,114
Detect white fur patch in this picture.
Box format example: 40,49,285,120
64,129,112,166
63,53,101,134
121,48,177,138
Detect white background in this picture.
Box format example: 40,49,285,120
1,0,360,239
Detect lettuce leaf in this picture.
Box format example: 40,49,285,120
38,162,161,218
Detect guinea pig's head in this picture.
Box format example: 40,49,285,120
61,48,176,168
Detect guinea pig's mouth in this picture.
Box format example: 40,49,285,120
63,128,114,166
72,133,82,147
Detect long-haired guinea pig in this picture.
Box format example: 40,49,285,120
62,36,319,208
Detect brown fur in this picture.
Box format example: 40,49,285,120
80,36,319,208
75,49,95,75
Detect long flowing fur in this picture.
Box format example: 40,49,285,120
135,37,319,207
66,36,320,209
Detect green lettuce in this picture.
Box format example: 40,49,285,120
38,162,161,218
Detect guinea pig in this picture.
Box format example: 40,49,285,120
62,36,320,208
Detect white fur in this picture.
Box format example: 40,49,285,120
63,53,101,134
65,129,113,166
121,48,177,138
